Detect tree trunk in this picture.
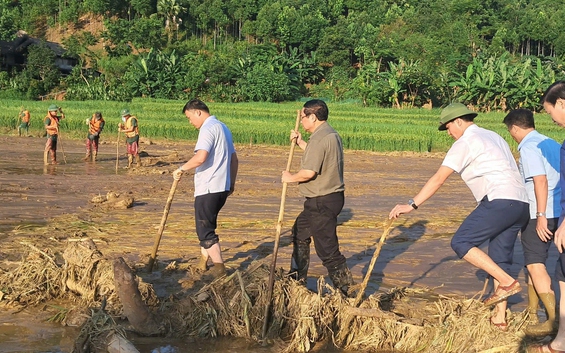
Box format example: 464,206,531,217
113,257,162,336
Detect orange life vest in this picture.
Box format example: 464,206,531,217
21,110,30,123
124,116,139,138
45,115,59,136
89,115,105,135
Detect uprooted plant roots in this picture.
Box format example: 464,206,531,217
0,238,536,352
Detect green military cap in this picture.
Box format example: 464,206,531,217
438,103,477,131
48,104,59,111
121,109,131,117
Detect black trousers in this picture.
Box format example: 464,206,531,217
194,191,229,249
294,191,346,269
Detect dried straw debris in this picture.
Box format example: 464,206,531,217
0,239,532,353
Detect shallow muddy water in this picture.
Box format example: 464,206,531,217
0,135,559,352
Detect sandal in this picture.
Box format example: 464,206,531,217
483,280,521,306
530,343,565,353
490,317,508,332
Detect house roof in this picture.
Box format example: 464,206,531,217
0,30,66,57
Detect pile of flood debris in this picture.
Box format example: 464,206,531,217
0,238,536,353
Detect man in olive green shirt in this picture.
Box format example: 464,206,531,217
282,99,354,297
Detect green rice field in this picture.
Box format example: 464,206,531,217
0,98,563,153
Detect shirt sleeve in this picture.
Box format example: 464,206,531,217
131,118,138,127
302,138,326,174
44,117,50,126
195,126,215,153
520,144,546,179
442,139,472,173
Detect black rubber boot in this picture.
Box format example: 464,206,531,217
289,238,311,282
328,262,355,297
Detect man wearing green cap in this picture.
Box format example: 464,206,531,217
118,109,140,168
389,102,529,330
44,104,65,165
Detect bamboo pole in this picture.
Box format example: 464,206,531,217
261,110,301,340
147,178,179,271
115,128,120,174
57,129,67,164
338,218,394,343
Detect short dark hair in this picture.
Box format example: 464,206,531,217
303,99,329,121
182,99,210,114
503,108,535,129
94,111,103,119
541,81,565,106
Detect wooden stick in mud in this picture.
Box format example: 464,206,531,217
355,218,394,306
338,218,394,342
57,129,67,164
261,110,301,340
147,178,179,271
115,129,120,173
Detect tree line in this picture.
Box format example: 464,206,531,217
1,0,564,111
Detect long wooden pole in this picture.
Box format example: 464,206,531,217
338,218,394,343
57,129,67,164
147,178,179,272
115,129,120,174
261,110,301,340
355,218,394,306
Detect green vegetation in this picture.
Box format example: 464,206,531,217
0,1,565,109
1,99,562,153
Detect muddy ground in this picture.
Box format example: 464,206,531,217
0,134,559,352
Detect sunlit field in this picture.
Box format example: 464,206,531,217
0,99,562,152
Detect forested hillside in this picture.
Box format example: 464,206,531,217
0,0,564,110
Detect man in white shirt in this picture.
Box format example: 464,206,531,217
173,99,238,278
389,103,529,331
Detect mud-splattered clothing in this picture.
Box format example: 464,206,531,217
123,116,139,155
86,115,105,154
44,115,61,150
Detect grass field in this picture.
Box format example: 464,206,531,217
0,98,563,152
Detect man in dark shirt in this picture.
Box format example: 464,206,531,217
282,99,354,296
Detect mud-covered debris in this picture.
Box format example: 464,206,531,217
106,191,119,201
64,306,91,327
90,195,106,203
89,191,134,209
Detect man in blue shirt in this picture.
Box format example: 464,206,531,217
530,81,565,353
504,109,561,336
